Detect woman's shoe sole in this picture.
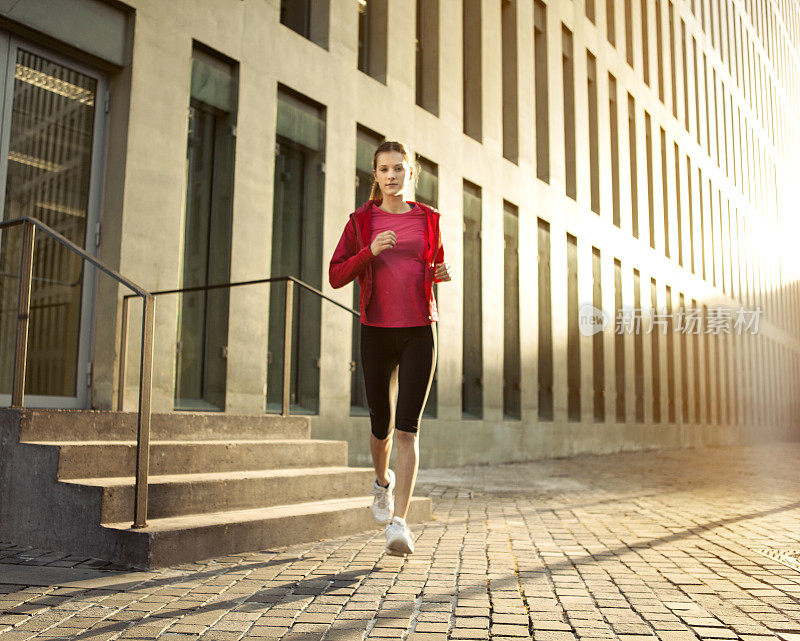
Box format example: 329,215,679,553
385,539,413,556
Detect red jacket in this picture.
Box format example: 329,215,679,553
329,200,445,323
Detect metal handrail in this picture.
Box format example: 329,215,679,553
0,216,155,531
119,275,358,422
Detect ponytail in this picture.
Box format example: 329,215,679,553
369,179,382,202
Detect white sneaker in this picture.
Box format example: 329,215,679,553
385,516,414,556
371,469,395,524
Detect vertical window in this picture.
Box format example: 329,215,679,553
628,93,639,238
708,188,725,292
661,128,669,259
698,168,706,281
538,218,553,421
607,0,616,45
703,303,712,424
656,0,665,101
680,293,689,422
503,201,521,420
351,125,384,415
674,142,683,266
357,0,388,82
743,118,750,200
463,0,482,140
463,181,483,419
669,1,678,117
726,200,734,298
721,83,729,176
641,0,650,85
733,102,740,187
710,0,716,46
567,233,580,421
0,48,103,399
268,86,326,414
712,68,720,164
588,51,600,214
416,155,439,419
686,155,695,274
587,0,596,22
733,8,740,85
592,247,605,422
614,258,625,421
562,25,576,200
502,0,519,162
416,0,439,114
651,277,661,423
176,47,238,411
725,0,733,76
534,1,549,182
666,284,676,422
416,156,439,208
703,54,711,156
609,74,621,227
625,0,635,67
733,207,742,303
634,268,644,422
280,0,329,48
693,37,701,145
681,20,690,132
645,111,655,250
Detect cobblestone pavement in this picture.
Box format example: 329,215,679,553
2,443,800,640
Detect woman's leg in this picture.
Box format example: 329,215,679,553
393,325,437,520
370,431,392,486
360,325,399,486
392,430,419,520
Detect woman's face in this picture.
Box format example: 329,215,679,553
373,150,412,198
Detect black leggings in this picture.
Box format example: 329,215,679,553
360,323,437,439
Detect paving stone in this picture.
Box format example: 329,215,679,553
533,632,579,640
491,623,532,636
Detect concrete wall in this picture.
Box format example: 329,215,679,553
8,0,800,467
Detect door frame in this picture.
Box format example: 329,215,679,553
0,33,109,409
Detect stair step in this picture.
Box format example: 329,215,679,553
2,408,434,569
103,495,433,568
64,467,376,523
18,409,309,442
23,439,348,478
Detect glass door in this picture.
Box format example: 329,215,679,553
0,35,106,408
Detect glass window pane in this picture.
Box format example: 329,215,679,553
267,88,325,414
462,181,482,419
175,48,237,411
0,49,97,397
503,202,520,420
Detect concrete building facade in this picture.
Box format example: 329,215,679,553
1,0,799,467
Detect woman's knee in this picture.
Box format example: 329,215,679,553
394,428,418,446
370,424,391,440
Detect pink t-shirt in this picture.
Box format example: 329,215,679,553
363,204,431,327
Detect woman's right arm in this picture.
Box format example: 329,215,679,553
329,219,375,288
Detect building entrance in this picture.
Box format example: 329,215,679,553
0,35,106,408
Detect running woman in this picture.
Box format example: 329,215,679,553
328,140,451,556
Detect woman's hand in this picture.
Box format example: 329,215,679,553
370,230,397,256
434,262,452,282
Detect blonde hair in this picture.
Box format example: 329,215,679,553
369,140,419,202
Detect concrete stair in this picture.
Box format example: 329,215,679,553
0,409,431,568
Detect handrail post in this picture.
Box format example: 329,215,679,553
12,221,35,408
282,280,293,417
133,294,155,528
117,296,130,411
